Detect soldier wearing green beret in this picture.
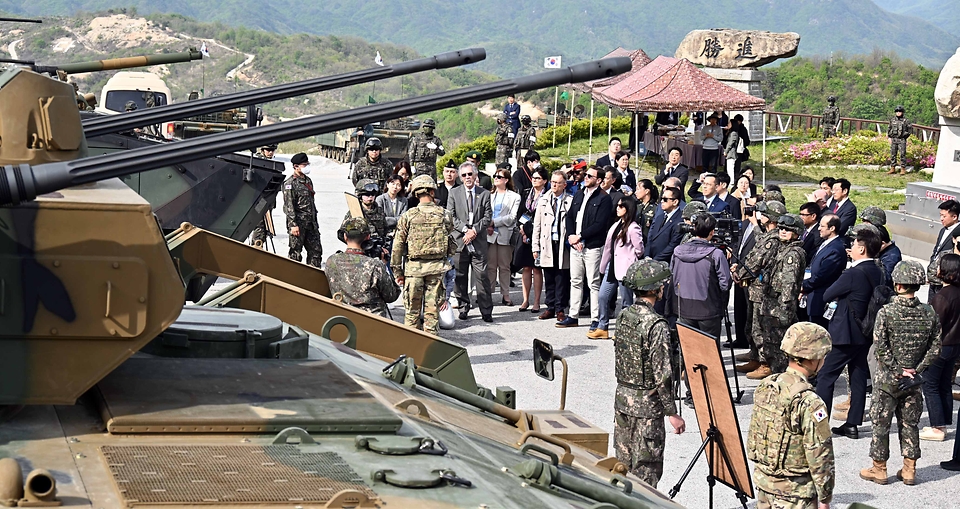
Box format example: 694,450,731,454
326,217,401,317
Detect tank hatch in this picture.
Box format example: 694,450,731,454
95,358,402,433
142,306,307,359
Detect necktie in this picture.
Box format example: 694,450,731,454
468,190,474,212
833,202,838,213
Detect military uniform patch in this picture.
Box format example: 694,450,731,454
285,184,292,189
814,408,827,422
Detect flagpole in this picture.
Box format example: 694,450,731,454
588,98,594,163
553,87,559,148
567,89,575,156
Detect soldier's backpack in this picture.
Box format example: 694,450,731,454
407,208,449,259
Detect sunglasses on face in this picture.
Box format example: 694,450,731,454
495,175,508,180
662,197,675,202
585,174,598,179
460,172,474,177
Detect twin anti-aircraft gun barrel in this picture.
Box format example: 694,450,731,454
0,55,632,206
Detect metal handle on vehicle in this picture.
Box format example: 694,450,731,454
518,443,559,466
321,315,357,349
609,475,633,494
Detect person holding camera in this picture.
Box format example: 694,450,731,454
327,217,401,318
340,179,388,254
667,212,731,342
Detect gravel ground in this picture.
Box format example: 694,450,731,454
250,155,960,509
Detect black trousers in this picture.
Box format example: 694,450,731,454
815,344,871,425
702,148,721,174
543,266,571,314
733,286,750,345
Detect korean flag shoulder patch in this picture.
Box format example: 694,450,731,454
813,407,827,422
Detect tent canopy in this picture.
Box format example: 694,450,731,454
593,55,766,112
571,47,652,94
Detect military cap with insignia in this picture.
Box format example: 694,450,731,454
291,153,310,165
464,150,482,161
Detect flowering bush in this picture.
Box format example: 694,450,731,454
782,132,937,167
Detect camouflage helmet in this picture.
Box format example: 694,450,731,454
364,137,383,151
895,105,905,113
846,222,880,238
124,100,138,111
859,206,887,226
682,200,707,220
497,112,507,122
827,95,837,103
410,174,438,195
355,178,379,196
623,258,671,292
261,144,278,151
756,200,787,222
341,217,370,235
521,114,532,124
892,260,926,285
929,251,946,285
781,322,832,360
778,214,804,235
763,190,785,205
422,118,436,129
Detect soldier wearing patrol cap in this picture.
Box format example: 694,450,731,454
392,175,457,334
494,112,513,166
352,137,393,191
679,200,708,244
326,217,401,318
407,118,445,178
860,260,941,486
514,114,537,162
249,144,279,248
283,152,322,266
761,214,808,374
613,258,685,488
887,105,912,175
733,200,788,379
748,322,835,509
340,179,388,248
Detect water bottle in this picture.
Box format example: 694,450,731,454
823,301,837,320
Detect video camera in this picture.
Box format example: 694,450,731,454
679,210,742,249
360,233,393,260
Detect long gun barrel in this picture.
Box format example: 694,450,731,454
0,56,631,206
82,48,487,138
0,17,41,23
57,49,203,74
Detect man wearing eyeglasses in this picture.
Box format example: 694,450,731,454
557,166,612,330
446,161,495,322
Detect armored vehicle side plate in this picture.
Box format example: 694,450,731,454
96,358,402,433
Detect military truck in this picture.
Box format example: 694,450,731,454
0,52,671,508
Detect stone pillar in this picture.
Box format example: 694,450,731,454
701,68,766,141
933,119,960,188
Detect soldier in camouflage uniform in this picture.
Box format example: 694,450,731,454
760,214,808,374
678,200,707,244
513,115,537,162
283,152,322,267
392,175,457,335
352,137,394,191
613,258,685,488
886,105,912,175
494,113,514,166
326,217,401,317
249,144,277,248
860,260,941,486
821,96,840,141
733,200,787,379
748,322,835,509
407,118,445,178
340,179,388,245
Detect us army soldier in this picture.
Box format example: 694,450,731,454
822,96,840,141
761,214,808,374
407,118,445,178
860,260,940,486
749,322,835,509
886,105,912,175
250,144,277,248
283,152,322,267
326,217,401,317
613,258,685,488
352,137,393,191
494,113,514,165
392,175,456,334
514,114,537,162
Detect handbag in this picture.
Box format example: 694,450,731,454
736,138,745,154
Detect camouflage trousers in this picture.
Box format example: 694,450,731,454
759,316,790,373
890,139,907,167
250,218,268,248
822,126,836,141
495,145,511,165
288,225,322,267
870,384,923,461
750,301,765,363
757,489,817,509
403,274,444,335
614,412,665,488
412,162,436,179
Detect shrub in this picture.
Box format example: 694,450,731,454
782,132,936,167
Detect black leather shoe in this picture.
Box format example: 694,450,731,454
941,459,960,471
832,423,859,439
482,314,493,323
459,306,470,320
724,340,750,349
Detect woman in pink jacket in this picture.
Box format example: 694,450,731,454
589,195,644,339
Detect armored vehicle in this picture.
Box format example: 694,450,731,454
0,53,675,508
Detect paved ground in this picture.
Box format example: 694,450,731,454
249,155,960,509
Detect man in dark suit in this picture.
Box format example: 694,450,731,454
446,161,495,322
929,199,960,298
716,172,741,220
700,174,730,215
801,214,845,327
799,201,823,265
654,147,689,197
645,186,685,263
595,137,621,168
503,94,520,136
815,228,884,439
827,178,857,237
434,160,460,208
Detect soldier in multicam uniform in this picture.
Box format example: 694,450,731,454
733,200,787,379
249,144,278,248
513,114,537,162
821,96,840,141
860,260,941,486
407,118,445,178
494,113,514,166
613,258,685,488
392,175,457,335
761,214,808,374
283,152,322,267
340,179,388,244
886,105,912,175
326,217,401,317
352,137,394,191
748,322,835,509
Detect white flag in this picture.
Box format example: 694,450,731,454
375,51,384,66
199,42,210,58
543,56,562,68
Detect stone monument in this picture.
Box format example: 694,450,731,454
675,29,800,140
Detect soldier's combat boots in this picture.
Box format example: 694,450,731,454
886,166,898,175
860,460,888,485
746,364,772,380
735,360,761,373
835,397,851,411
897,457,917,485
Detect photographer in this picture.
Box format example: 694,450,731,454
326,217,401,318
667,213,731,341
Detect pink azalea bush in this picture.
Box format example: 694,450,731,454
783,132,937,168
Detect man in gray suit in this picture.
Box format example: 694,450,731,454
447,161,495,322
